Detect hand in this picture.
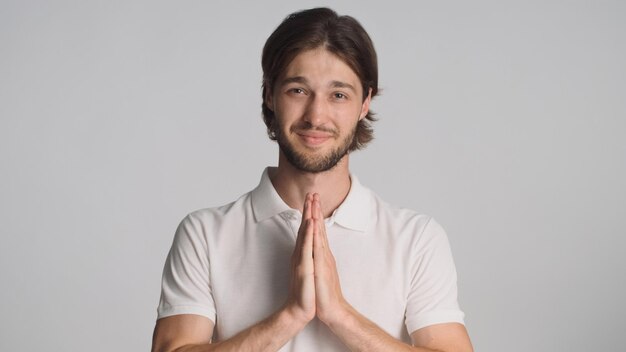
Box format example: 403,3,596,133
285,193,316,325
311,194,348,326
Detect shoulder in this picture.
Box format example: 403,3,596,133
366,190,450,246
175,191,254,238
369,191,432,230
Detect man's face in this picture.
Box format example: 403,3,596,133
266,48,371,173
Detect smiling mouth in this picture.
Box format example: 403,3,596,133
296,132,332,146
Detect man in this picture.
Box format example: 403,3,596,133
152,7,473,352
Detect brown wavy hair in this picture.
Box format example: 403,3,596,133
261,7,379,151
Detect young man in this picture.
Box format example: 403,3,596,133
152,8,473,352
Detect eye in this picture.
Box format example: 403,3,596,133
289,88,306,95
333,92,347,100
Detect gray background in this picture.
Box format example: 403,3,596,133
1,0,624,351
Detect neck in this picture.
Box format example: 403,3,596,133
269,152,352,218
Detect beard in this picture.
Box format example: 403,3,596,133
275,123,356,174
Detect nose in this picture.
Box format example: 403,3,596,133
303,94,329,128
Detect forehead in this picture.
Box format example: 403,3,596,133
281,48,362,88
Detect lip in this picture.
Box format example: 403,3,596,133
296,131,333,146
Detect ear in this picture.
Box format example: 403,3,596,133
359,88,373,120
264,87,274,112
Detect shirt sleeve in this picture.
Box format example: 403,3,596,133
157,213,217,323
405,217,465,333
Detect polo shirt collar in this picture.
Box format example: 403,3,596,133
331,174,371,232
251,167,372,232
251,168,292,222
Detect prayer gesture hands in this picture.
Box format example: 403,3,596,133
286,193,347,327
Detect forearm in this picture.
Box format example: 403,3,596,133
168,195,316,352
174,307,306,352
326,303,438,352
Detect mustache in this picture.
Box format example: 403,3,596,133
290,123,339,137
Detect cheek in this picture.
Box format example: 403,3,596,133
276,101,305,121
338,102,364,121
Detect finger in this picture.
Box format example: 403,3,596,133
312,194,322,221
301,193,311,225
302,219,314,261
312,218,323,259
316,218,329,251
297,219,315,282
303,193,312,221
318,215,330,250
315,197,329,245
295,194,313,251
313,219,331,290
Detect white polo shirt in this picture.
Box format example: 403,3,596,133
157,168,464,350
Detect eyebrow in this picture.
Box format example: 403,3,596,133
280,76,357,92
330,80,356,92
280,76,308,86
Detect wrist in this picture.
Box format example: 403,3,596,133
282,302,314,329
319,299,353,329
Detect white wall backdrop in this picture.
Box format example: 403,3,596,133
1,1,624,351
